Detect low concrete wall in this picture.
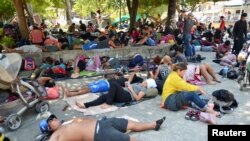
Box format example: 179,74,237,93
21,44,173,66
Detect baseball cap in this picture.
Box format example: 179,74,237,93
39,114,57,134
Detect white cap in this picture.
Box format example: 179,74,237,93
146,79,157,89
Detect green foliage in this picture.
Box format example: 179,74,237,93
0,28,3,36
72,38,81,46
0,36,16,48
0,0,15,20
73,0,114,17
27,0,65,19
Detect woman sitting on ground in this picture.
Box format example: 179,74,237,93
108,34,123,49
76,78,157,109
216,40,231,58
71,55,102,78
173,46,220,85
220,53,237,67
161,62,220,116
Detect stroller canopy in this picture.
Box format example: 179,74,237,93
0,53,22,89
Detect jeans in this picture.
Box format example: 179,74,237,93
164,91,206,111
184,34,195,57
183,92,206,109
67,35,73,49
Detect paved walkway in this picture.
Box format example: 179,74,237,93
4,52,250,141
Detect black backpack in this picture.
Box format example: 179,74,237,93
212,89,238,114
227,69,238,79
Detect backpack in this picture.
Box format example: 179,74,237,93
227,69,238,79
22,57,35,70
212,89,238,114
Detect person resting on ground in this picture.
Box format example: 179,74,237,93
65,72,144,97
216,40,231,58
108,34,123,49
76,78,157,109
3,45,46,53
40,114,166,141
173,46,220,85
150,55,172,93
100,56,121,70
30,57,67,79
161,62,220,116
220,53,237,67
71,55,102,78
43,35,62,52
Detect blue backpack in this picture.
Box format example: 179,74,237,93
83,41,98,50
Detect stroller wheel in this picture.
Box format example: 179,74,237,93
35,101,50,113
6,114,22,130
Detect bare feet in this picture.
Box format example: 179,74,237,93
207,81,216,85
63,87,70,97
206,108,220,117
213,79,221,83
75,101,86,109
101,103,112,109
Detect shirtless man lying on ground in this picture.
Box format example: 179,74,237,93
40,114,166,141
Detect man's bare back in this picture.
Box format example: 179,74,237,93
49,118,97,141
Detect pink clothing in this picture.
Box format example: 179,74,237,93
44,38,61,48
30,29,44,44
160,35,174,43
220,54,237,66
184,64,202,82
86,55,101,71
218,44,230,54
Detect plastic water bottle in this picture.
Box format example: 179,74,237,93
222,66,229,78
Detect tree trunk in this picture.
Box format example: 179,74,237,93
65,0,72,25
12,0,29,39
165,0,177,34
126,0,139,29
23,0,34,26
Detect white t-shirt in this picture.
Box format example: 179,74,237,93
16,45,42,53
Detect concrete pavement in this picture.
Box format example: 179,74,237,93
3,52,250,141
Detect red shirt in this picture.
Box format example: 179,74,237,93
219,20,225,31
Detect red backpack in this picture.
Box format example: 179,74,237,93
22,57,35,70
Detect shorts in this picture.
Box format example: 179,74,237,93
87,80,110,93
94,117,129,141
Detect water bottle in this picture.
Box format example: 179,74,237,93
222,66,229,78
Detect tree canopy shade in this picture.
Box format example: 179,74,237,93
0,0,15,21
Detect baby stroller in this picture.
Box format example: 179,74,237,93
238,43,250,91
0,53,49,131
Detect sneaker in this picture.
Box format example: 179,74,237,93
190,110,200,121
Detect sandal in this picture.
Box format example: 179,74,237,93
191,111,201,121
185,110,194,120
